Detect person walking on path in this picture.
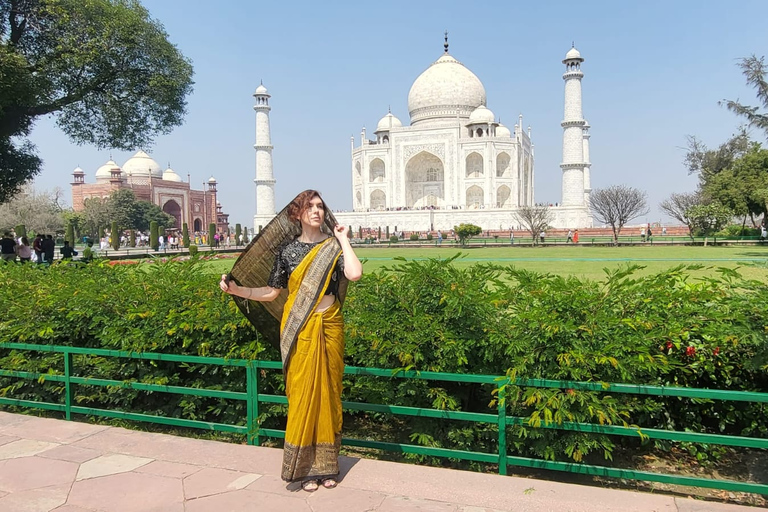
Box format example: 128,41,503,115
32,234,44,264
566,230,573,243
219,190,362,492
60,240,77,260
573,229,579,244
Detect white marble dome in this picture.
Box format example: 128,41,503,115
376,112,402,132
468,105,495,124
564,47,582,61
122,150,162,178
495,124,511,138
162,166,183,182
408,53,486,125
254,83,269,95
95,160,120,180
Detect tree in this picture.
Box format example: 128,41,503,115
0,0,194,203
701,144,768,228
659,192,703,240
0,185,64,234
242,227,249,244
514,205,554,245
129,229,135,247
149,221,158,250
235,223,241,245
65,221,74,245
683,130,751,187
182,222,189,247
453,223,482,246
589,185,649,243
687,203,733,236
208,223,216,248
110,221,119,250
720,55,768,139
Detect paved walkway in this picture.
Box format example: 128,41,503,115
0,412,758,512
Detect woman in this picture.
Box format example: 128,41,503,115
219,190,362,492
17,237,32,263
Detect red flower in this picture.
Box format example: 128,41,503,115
713,347,720,356
686,346,696,357
665,341,673,350
566,389,575,396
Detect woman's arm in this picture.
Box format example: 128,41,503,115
219,274,281,302
333,226,362,281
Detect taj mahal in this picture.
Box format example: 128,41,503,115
253,37,593,232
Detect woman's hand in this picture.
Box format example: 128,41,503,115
219,274,235,294
333,224,349,241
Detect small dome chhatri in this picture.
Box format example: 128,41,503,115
564,44,583,63
495,124,512,138
95,159,120,180
162,165,183,182
468,105,495,124
375,111,402,132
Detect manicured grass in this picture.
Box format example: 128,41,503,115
203,244,768,282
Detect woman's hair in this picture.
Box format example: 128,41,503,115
287,189,325,221
21,237,28,245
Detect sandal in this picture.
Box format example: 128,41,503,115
321,478,338,489
301,479,319,492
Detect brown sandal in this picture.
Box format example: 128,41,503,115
301,479,319,492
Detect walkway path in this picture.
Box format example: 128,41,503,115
0,412,758,512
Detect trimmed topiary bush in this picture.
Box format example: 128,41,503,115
150,221,159,250
110,221,120,250
182,223,190,248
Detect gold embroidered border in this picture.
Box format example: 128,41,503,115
280,239,341,372
281,433,342,482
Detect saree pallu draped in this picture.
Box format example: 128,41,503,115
280,239,345,482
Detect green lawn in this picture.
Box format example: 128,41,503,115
204,244,768,282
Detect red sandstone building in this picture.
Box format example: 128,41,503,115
71,151,230,233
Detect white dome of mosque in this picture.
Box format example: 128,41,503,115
162,166,183,182
208,176,217,183
408,52,486,124
468,105,495,124
564,46,582,61
254,84,269,95
95,160,120,180
121,150,162,178
495,124,512,138
376,112,402,132
72,166,85,175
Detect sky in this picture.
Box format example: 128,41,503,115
27,0,768,227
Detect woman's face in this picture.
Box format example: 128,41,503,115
299,196,324,229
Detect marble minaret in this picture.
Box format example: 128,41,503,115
253,82,276,231
560,45,588,207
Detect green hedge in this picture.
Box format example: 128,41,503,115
0,257,766,468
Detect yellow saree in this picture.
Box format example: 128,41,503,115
280,239,345,482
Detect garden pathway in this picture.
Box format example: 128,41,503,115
0,412,758,512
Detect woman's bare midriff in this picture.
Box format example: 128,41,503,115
315,294,336,313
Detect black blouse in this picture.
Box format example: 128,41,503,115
267,238,345,295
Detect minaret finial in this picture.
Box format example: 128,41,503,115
572,41,575,48
260,79,263,85
388,105,391,113
444,30,449,53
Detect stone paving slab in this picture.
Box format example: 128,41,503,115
0,411,761,511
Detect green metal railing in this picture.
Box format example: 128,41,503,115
0,341,766,495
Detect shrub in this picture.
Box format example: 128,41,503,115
110,221,119,250
208,223,216,248
389,235,399,243
409,233,419,241
182,223,190,247
129,229,136,247
15,224,26,238
235,224,241,245
426,233,433,241
0,259,766,469
188,245,199,257
150,221,159,250
454,223,482,245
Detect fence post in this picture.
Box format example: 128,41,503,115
497,384,507,476
246,361,260,446
63,351,73,421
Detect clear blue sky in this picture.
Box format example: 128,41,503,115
29,0,768,227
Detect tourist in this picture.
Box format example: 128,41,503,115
573,229,579,243
437,231,443,245
640,227,646,242
158,234,165,250
42,235,55,264
509,231,514,245
60,240,77,260
17,237,32,263
219,190,362,492
0,232,17,262
761,225,767,242
646,224,653,242
33,234,44,264
539,230,546,244
566,230,573,243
